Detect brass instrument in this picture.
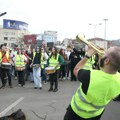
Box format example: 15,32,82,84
76,33,104,56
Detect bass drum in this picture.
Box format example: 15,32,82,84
15,66,25,71
45,66,56,74
1,63,11,69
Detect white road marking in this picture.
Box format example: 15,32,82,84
0,97,24,117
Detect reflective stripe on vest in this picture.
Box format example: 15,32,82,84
71,70,120,118
73,96,97,114
73,88,105,114
77,89,105,109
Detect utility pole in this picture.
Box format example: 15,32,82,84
103,19,108,50
103,19,108,40
89,23,102,38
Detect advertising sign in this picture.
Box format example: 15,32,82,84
24,35,36,44
3,19,28,30
43,34,55,42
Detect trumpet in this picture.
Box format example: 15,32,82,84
76,33,104,56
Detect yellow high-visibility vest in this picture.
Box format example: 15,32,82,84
15,54,25,67
71,70,120,118
49,54,60,70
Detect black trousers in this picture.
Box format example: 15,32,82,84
1,68,12,86
0,67,2,79
49,69,60,89
64,105,103,120
59,65,66,78
71,65,76,81
17,70,25,86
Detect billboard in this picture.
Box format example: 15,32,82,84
24,35,36,44
43,34,55,42
3,19,28,30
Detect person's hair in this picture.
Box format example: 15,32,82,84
17,49,23,55
35,47,42,60
108,47,120,71
59,48,67,60
49,47,58,59
48,47,52,51
59,49,64,56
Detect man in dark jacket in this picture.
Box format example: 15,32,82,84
69,48,85,81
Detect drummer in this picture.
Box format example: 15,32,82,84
15,48,27,87
0,44,13,89
47,47,64,92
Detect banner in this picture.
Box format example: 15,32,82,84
24,35,36,44
3,19,28,30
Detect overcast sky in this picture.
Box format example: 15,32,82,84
0,0,120,41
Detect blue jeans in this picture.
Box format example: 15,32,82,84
41,64,47,82
33,67,42,88
30,72,34,81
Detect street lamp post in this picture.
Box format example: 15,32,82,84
103,19,108,40
89,23,102,38
0,12,7,17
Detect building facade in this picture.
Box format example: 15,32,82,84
88,38,108,50
0,19,30,47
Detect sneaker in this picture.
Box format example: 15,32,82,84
14,77,18,80
0,85,5,89
9,85,13,88
39,87,42,90
48,88,53,92
59,78,62,81
21,84,25,87
4,77,8,80
67,77,70,80
53,88,58,92
43,81,47,84
18,84,21,87
30,81,34,83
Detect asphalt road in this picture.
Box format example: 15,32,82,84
0,78,120,120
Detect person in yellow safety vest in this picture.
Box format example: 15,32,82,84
0,44,13,89
47,47,64,92
83,52,95,70
15,49,27,87
41,47,49,84
32,47,42,89
64,46,120,120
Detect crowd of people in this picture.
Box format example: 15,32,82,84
0,43,87,92
1,43,120,120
